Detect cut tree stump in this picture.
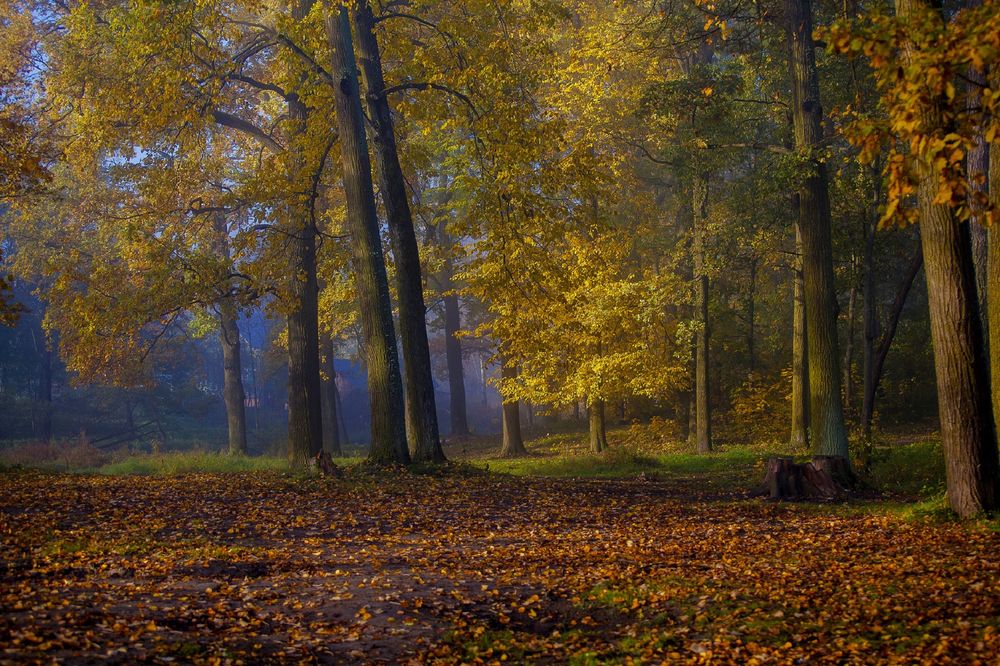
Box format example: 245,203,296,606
762,456,854,500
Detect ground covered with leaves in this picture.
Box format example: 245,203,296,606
2,467,998,664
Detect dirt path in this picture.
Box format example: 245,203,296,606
1,471,998,664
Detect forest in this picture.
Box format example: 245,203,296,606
1,0,1000,663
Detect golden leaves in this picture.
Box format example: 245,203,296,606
3,471,998,663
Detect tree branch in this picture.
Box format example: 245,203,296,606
211,110,284,154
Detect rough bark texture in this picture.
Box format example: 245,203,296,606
692,173,712,453
499,360,527,457
284,0,323,465
219,300,248,455
790,216,809,449
589,401,609,454
898,0,999,518
785,0,849,458
351,0,444,462
763,456,854,500
284,92,323,465
988,70,1000,487
326,7,409,465
320,335,343,456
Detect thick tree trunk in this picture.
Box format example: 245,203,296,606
988,70,1000,478
284,92,323,465
320,335,343,456
785,0,849,458
351,1,444,462
326,7,409,465
790,208,809,449
219,300,248,455
692,173,712,453
283,0,323,465
589,400,608,453
898,0,999,518
862,242,923,436
499,359,527,457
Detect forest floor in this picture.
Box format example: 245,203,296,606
2,438,999,664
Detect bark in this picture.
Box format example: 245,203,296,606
320,335,343,456
326,7,409,465
284,0,323,465
861,242,923,437
351,1,444,462
692,173,712,453
213,214,248,456
988,71,1000,472
284,91,323,465
785,0,849,457
219,300,248,455
898,0,999,518
499,360,527,457
589,400,609,453
790,205,809,449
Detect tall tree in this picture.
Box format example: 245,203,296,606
350,0,445,462
784,0,850,458
325,6,409,465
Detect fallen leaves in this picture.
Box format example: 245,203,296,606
0,470,997,664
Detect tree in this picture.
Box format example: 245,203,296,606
828,0,1000,516
325,6,409,465
784,0,850,459
350,0,444,462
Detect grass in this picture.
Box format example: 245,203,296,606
83,451,292,475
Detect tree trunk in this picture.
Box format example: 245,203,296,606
898,0,998,518
785,0,849,458
589,400,608,453
219,299,248,455
988,68,1000,483
862,241,923,436
692,173,712,453
320,335,343,456
499,359,527,457
283,0,323,465
284,94,323,466
350,0,444,463
790,203,809,450
326,6,409,465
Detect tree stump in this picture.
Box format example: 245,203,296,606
310,451,343,478
762,456,853,500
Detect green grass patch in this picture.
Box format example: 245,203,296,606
867,438,946,498
84,451,291,476
479,448,764,486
